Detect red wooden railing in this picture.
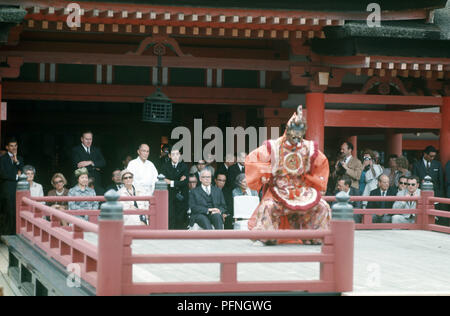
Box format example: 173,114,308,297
115,223,354,295
15,189,354,295
14,184,450,296
15,189,168,290
324,191,450,234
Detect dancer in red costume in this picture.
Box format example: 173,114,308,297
245,106,331,245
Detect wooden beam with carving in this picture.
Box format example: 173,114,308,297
2,81,288,106
0,50,289,71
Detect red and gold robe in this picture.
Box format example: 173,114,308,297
245,136,331,244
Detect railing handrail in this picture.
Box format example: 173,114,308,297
323,195,420,202
124,228,332,240
30,195,156,202
429,196,450,204
21,197,99,233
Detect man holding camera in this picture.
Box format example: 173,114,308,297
334,141,363,191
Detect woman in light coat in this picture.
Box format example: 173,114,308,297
117,169,149,226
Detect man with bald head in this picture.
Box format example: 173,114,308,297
366,174,397,223
126,143,158,195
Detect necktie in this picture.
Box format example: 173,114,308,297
205,186,210,195
86,147,90,154
427,162,431,169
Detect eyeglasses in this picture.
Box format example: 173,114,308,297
53,180,64,185
399,182,407,185
407,183,417,186
123,176,133,180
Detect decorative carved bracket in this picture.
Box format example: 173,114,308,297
358,76,412,95
127,35,191,57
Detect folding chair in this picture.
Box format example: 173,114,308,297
233,195,260,230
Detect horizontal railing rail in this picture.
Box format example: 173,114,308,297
117,221,353,296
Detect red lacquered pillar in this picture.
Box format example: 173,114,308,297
440,97,450,166
306,92,325,151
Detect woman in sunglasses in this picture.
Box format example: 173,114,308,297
117,170,149,226
47,173,69,209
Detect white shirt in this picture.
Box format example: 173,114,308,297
30,182,44,197
30,182,45,204
344,155,352,165
423,158,430,169
127,157,158,195
202,185,211,195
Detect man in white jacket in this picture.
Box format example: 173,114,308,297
392,175,421,224
126,143,158,195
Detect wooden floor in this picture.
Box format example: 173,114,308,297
1,230,450,295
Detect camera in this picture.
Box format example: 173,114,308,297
364,157,371,161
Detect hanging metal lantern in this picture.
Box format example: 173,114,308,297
142,87,172,123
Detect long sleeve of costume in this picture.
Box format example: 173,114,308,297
245,141,272,192
304,150,329,193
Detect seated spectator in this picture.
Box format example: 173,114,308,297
190,159,207,182
189,169,227,230
105,168,123,192
228,152,247,189
215,172,233,229
186,173,198,227
334,175,362,222
232,173,258,197
396,175,409,195
392,176,421,224
394,155,411,188
204,153,216,178
366,174,397,223
117,170,148,226
216,153,235,189
68,168,99,220
47,173,69,210
23,165,44,198
361,150,384,206
188,173,198,191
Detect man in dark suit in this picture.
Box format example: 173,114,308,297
228,152,246,190
214,172,233,229
412,146,444,198
333,175,362,223
189,169,227,230
366,174,397,223
71,131,106,188
160,148,189,230
0,137,24,235
216,153,235,189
